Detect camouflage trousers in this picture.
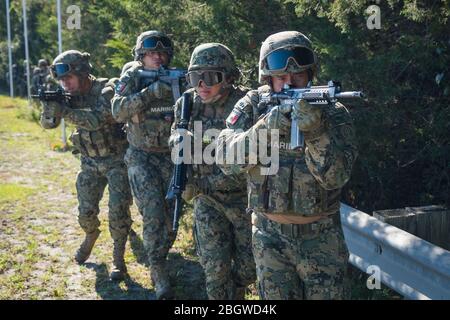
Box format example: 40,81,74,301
76,154,132,241
124,146,176,266
252,212,350,300
193,194,256,300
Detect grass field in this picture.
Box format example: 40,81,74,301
0,96,209,300
0,95,398,300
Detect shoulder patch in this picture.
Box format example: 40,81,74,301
226,108,243,125
115,81,127,95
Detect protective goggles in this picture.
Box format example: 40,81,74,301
50,63,72,78
186,70,225,87
264,47,315,72
142,37,172,50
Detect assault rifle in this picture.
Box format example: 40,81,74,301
137,67,187,102
166,92,192,233
31,86,71,103
260,81,363,150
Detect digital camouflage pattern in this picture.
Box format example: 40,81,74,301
121,61,139,76
188,43,240,80
252,212,350,299
63,78,129,158
124,147,175,266
170,43,255,299
193,195,255,300
51,50,92,78
39,75,132,265
111,55,185,296
217,84,358,299
259,31,318,83
133,30,173,62
111,62,176,152
76,154,132,241
171,86,256,299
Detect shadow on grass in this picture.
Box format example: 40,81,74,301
97,228,207,300
85,262,151,300
128,228,148,267
167,251,207,300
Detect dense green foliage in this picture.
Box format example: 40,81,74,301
1,0,449,212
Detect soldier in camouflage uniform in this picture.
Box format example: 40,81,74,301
111,31,186,299
169,43,256,300
39,50,132,281
217,31,358,299
31,59,51,93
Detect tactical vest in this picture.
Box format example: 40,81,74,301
69,78,128,158
246,86,341,218
126,66,183,153
186,87,247,193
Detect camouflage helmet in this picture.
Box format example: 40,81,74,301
188,43,240,82
259,31,318,84
133,30,173,62
51,50,92,79
38,59,48,68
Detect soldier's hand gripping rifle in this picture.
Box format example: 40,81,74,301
137,67,187,102
166,92,192,233
31,86,71,103
261,80,363,150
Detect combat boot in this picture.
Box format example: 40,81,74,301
150,264,174,300
110,239,128,281
74,229,100,264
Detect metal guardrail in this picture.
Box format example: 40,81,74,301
340,203,450,300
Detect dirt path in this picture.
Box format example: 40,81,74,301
0,102,207,300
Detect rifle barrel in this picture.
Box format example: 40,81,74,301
172,197,182,232
335,91,364,99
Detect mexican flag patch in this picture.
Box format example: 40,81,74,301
226,109,242,125
115,81,127,95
